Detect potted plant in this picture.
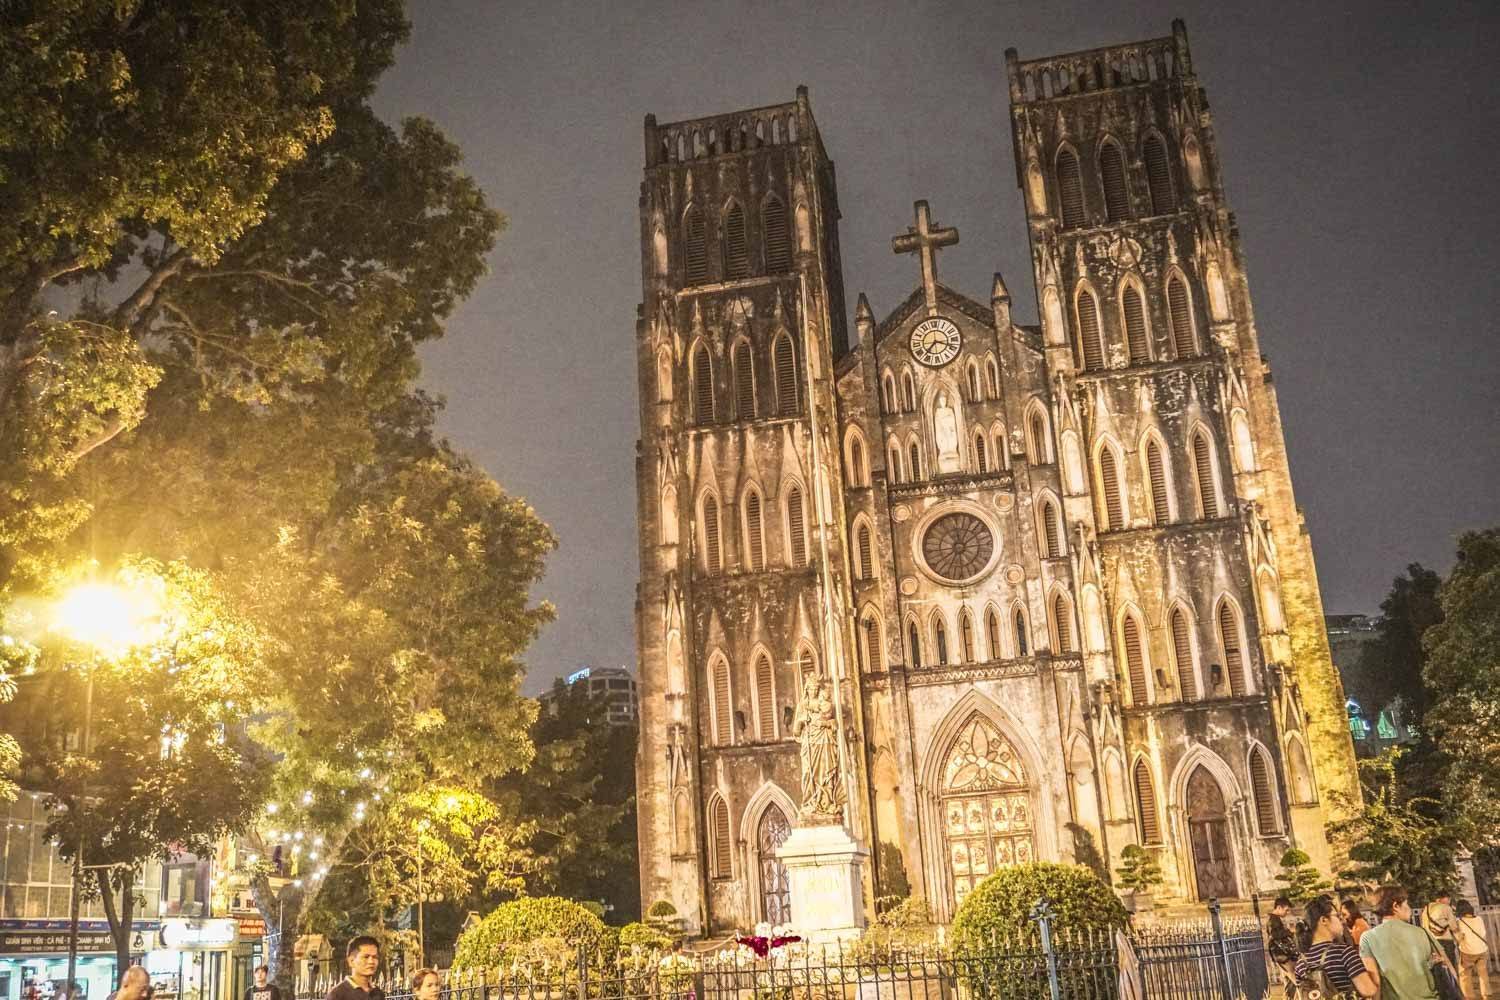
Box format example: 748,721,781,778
1115,845,1165,912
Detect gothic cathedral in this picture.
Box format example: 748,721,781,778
633,22,1359,934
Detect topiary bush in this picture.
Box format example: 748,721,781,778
452,896,608,972
618,921,672,952
1115,845,1165,893
952,862,1129,948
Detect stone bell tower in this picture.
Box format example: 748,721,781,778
1005,21,1359,889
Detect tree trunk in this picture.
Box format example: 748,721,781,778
96,868,136,978
251,872,305,995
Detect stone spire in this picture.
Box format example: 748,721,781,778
992,272,1012,330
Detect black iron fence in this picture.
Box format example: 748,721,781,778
296,902,1268,1000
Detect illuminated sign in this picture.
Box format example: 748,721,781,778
159,919,238,950
565,667,592,685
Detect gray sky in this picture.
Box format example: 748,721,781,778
373,0,1499,693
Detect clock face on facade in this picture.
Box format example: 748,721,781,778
909,316,962,367
921,512,996,583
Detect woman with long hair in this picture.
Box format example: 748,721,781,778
1342,898,1372,948
1295,895,1377,999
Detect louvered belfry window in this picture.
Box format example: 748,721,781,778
733,341,755,419
908,620,921,668
693,345,714,424
755,654,775,738
960,611,976,663
711,659,731,744
935,618,949,666
1099,448,1125,530
1041,500,1062,558
710,796,732,877
1144,135,1176,215
986,609,1001,659
774,333,799,415
1100,142,1130,223
1249,747,1280,835
1193,432,1219,519
857,524,873,580
1123,615,1148,704
1028,411,1047,464
1123,286,1150,363
909,442,921,481
1077,290,1105,371
1171,608,1197,700
1134,760,1162,843
1057,149,1086,229
1146,439,1170,524
786,486,807,565
763,196,791,272
1220,602,1246,697
864,616,882,672
744,491,764,571
975,434,988,473
850,438,866,486
1168,276,1195,357
1052,594,1073,653
1015,609,1029,656
723,202,749,280
968,365,981,402
684,206,708,284
702,495,721,572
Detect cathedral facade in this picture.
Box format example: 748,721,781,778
633,22,1359,934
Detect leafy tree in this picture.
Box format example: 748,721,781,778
451,896,607,972
1327,749,1460,901
1424,528,1500,844
1345,564,1444,722
1273,848,1332,905
1115,845,1165,894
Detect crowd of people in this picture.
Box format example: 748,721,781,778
1268,886,1491,1000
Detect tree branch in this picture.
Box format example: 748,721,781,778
114,246,195,335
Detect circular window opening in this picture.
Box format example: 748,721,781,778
921,512,996,583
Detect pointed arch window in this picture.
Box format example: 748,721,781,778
901,370,916,411
1100,141,1130,223
985,356,1000,398
960,609,976,663
709,794,732,878
754,652,776,739
1218,601,1247,697
1098,446,1125,531
1040,498,1063,559
855,522,873,580
1133,759,1162,843
1170,607,1198,700
1249,745,1281,835
888,443,904,484
743,489,765,571
993,427,1008,470
701,494,722,572
763,196,791,272
974,431,989,473
785,485,808,566
1014,607,1030,656
862,613,883,672
1122,613,1149,705
1143,134,1176,216
1145,438,1171,524
692,344,715,424
1057,148,1085,229
1076,289,1105,371
684,206,708,284
882,374,897,415
907,618,922,669
1122,285,1150,364
710,656,732,745
985,607,1002,660
934,615,950,666
908,441,922,481
967,362,982,403
1168,274,1195,357
797,645,816,685
848,436,868,486
1027,408,1049,464
733,340,755,419
1050,593,1074,653
723,202,749,279
1192,430,1221,519
773,332,800,415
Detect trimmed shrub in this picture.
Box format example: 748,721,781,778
452,896,607,971
1115,845,1165,893
1275,848,1332,905
618,921,672,951
952,862,1129,947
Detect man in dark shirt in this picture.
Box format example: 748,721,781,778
244,966,281,1000
1268,896,1301,997
324,937,384,1000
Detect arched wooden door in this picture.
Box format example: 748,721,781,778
757,804,792,925
941,715,1035,908
1185,766,1238,900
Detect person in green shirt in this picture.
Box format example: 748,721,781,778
1359,885,1447,1000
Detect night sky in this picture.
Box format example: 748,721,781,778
372,1,1499,693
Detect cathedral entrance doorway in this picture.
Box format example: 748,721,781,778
757,804,792,925
1185,765,1238,900
940,715,1035,908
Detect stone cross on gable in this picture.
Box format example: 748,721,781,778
891,200,959,316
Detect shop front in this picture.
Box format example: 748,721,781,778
146,920,238,1000
0,920,161,1000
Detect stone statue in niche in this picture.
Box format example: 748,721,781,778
793,674,842,821
933,392,962,473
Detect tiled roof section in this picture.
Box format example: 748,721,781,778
872,283,994,346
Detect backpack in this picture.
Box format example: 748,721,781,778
1295,947,1340,1000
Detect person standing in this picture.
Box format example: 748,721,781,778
325,937,384,1000
1426,892,1459,970
1294,896,1378,998
1344,899,1373,948
244,967,281,1000
1455,900,1490,1000
1269,896,1302,997
1360,885,1447,1000
111,968,150,1000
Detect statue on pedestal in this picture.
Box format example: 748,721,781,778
793,674,842,821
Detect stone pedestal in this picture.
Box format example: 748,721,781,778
777,822,868,942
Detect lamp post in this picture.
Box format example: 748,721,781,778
50,581,162,996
